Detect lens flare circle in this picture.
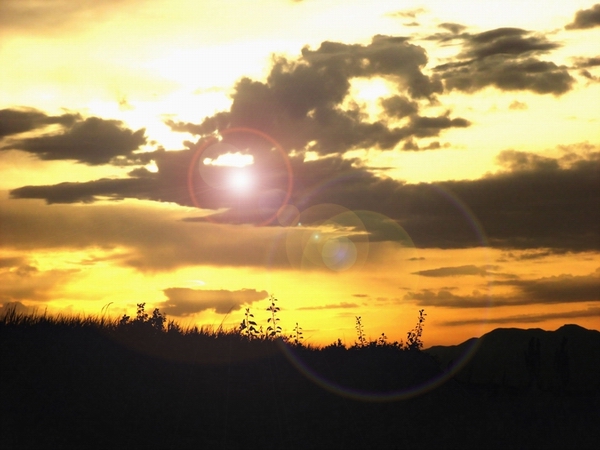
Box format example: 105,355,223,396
277,204,300,227
268,187,490,401
321,236,357,271
187,127,293,225
284,204,369,273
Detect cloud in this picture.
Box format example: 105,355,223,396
437,58,574,95
412,265,498,277
1,113,147,165
407,289,493,308
297,302,358,310
498,249,570,262
434,28,574,95
494,149,560,171
165,35,471,156
9,144,600,252
495,269,600,304
407,269,600,308
158,288,269,315
508,100,528,111
572,56,600,68
565,4,600,30
459,28,559,60
571,56,600,82
0,108,80,138
579,70,600,83
386,8,427,19
379,95,419,118
440,306,600,326
10,177,159,204
0,256,26,268
0,258,79,303
0,198,293,272
438,23,467,35
0,0,144,36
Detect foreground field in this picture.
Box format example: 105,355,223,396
1,311,598,449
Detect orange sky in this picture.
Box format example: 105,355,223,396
1,0,599,347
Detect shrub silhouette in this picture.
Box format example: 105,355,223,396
266,294,282,338
354,316,368,347
239,307,260,339
405,309,426,351
119,303,166,333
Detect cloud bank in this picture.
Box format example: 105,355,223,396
159,288,269,315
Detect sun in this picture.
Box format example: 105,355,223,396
228,168,253,192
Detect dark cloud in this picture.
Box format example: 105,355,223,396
1,114,146,165
438,23,467,35
0,108,80,138
495,149,560,171
572,56,600,68
498,249,570,262
386,8,427,19
408,269,600,308
437,57,574,95
9,145,600,252
579,69,600,82
495,269,600,304
166,35,462,156
380,95,418,118
434,28,574,95
10,177,159,204
158,288,269,316
296,302,358,310
412,265,498,277
407,289,492,308
572,56,600,82
440,306,600,326
566,4,600,30
460,28,559,60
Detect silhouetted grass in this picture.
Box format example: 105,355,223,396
1,306,598,449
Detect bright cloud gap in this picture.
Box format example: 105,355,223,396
203,152,254,168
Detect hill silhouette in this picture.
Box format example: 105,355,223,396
426,324,600,391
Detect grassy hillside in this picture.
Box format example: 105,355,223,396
1,307,599,449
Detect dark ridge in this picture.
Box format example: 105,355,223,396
426,324,600,391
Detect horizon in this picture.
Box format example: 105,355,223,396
1,299,597,351
1,0,599,348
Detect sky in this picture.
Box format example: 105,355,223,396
0,0,599,348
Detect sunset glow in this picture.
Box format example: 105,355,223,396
1,0,598,348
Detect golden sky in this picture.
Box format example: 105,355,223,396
1,0,599,347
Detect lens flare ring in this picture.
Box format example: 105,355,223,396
187,127,294,226
261,180,492,402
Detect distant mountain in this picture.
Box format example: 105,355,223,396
425,324,600,391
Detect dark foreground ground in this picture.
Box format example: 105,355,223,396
2,320,599,449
